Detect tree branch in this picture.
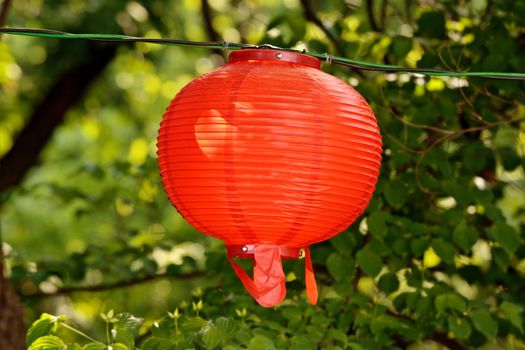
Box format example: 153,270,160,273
300,0,344,55
431,332,469,350
0,0,12,28
0,0,13,284
200,0,223,56
299,0,365,78
0,221,5,299
1,2,27,348
0,44,116,193
415,115,525,194
365,0,380,32
404,0,413,24
0,186,24,336
22,271,205,299
365,0,392,65
380,0,388,31
0,279,26,350
481,0,493,23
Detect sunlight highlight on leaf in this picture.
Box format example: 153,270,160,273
423,247,441,268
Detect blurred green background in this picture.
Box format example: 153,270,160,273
1,0,525,349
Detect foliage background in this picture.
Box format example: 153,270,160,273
1,0,525,349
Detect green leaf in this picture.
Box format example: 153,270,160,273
326,328,347,345
247,335,276,350
26,314,63,346
109,343,128,350
378,273,399,294
114,312,143,331
390,36,413,59
384,181,409,209
112,329,134,349
326,253,349,282
415,298,433,320
356,250,382,277
286,15,306,40
410,237,429,256
181,317,208,332
100,309,115,323
432,239,455,264
493,247,510,270
462,143,493,173
215,317,241,342
447,316,472,340
488,222,521,254
435,293,466,314
471,309,498,339
499,147,521,171
28,335,66,350
112,313,143,348
282,307,302,324
82,343,105,350
329,233,357,253
484,204,506,223
417,12,446,39
222,346,238,350
370,314,407,334
367,211,388,238
347,343,365,350
449,295,467,312
26,318,54,346
203,325,222,350
141,337,172,350
494,126,519,149
150,317,176,338
452,222,479,252
500,301,523,333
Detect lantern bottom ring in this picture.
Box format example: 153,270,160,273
227,244,302,260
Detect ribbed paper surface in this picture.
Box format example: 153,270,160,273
157,51,382,248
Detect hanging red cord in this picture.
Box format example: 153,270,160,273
157,49,382,307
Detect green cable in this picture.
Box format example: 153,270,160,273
1,27,524,80
307,52,525,79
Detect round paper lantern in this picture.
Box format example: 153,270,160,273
157,49,382,307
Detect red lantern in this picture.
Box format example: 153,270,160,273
157,49,382,307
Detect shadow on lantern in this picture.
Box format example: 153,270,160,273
194,109,239,160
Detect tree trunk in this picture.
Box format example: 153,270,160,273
0,270,26,350
0,43,116,193
0,42,117,347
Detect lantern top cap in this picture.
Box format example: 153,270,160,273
228,49,321,69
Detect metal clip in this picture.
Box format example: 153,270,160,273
324,52,333,64
256,44,282,50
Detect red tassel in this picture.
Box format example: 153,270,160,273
227,244,286,307
304,247,318,305
227,244,318,307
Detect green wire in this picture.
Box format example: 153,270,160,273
1,27,524,80
307,52,525,79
